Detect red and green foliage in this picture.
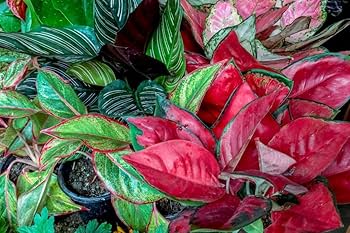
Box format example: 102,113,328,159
0,0,349,232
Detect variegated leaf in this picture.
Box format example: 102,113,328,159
67,60,115,87
94,0,119,44
0,27,101,62
111,0,143,29
146,0,185,92
0,174,17,230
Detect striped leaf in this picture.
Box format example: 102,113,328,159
94,0,119,44
0,90,40,118
36,69,87,119
0,174,17,230
98,79,142,118
99,79,166,119
170,64,221,113
135,80,167,115
67,60,116,87
111,0,143,29
0,27,101,62
146,0,185,92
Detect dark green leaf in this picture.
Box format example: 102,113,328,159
75,219,112,233
0,2,21,32
94,0,118,44
111,0,143,29
0,26,101,62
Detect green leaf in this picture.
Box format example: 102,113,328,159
112,197,153,231
146,0,185,92
94,0,118,44
146,206,169,233
17,168,53,226
170,64,221,113
1,58,31,89
94,150,164,203
67,60,116,87
0,48,30,63
0,26,101,62
8,117,34,153
98,80,166,118
112,0,143,27
42,114,130,152
242,219,264,233
0,2,21,32
17,208,55,233
75,219,112,233
37,115,60,144
39,139,83,169
0,174,17,230
22,0,93,29
17,172,83,216
0,90,40,118
36,69,87,119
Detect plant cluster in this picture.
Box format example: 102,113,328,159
0,0,350,232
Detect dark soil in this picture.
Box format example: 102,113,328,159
55,213,85,233
156,198,186,218
67,157,107,197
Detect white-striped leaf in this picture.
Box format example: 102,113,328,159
0,27,101,62
94,0,119,44
67,60,116,87
146,0,185,92
98,79,166,118
99,79,141,118
36,70,87,119
111,0,143,29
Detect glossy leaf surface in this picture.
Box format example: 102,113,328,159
0,174,17,230
0,90,40,118
289,99,337,120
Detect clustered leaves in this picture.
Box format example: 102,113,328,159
0,0,349,232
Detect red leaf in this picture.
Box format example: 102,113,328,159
256,5,290,34
158,98,216,154
323,139,350,177
218,90,278,171
268,118,350,183
235,0,276,19
6,0,26,20
123,140,225,202
198,62,243,125
256,139,296,175
212,82,256,138
212,31,266,72
181,22,204,53
169,210,194,233
328,170,350,204
274,104,292,126
185,52,209,73
236,115,281,171
180,0,206,48
289,99,336,120
127,116,204,150
192,195,271,230
245,69,292,111
115,0,160,52
282,53,350,109
266,183,342,233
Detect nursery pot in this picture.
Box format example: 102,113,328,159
57,160,115,222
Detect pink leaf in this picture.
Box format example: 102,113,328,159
235,0,276,19
289,99,336,120
256,139,296,175
185,52,210,73
268,118,350,183
282,53,350,109
256,5,290,34
123,140,225,202
218,90,278,171
6,0,26,20
323,139,350,177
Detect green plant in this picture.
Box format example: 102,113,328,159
75,220,112,233
17,208,54,233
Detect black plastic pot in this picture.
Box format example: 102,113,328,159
57,160,116,222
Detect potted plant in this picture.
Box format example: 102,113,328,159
0,0,350,232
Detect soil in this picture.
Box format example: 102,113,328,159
67,157,107,197
55,213,85,233
9,162,26,182
156,198,186,218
